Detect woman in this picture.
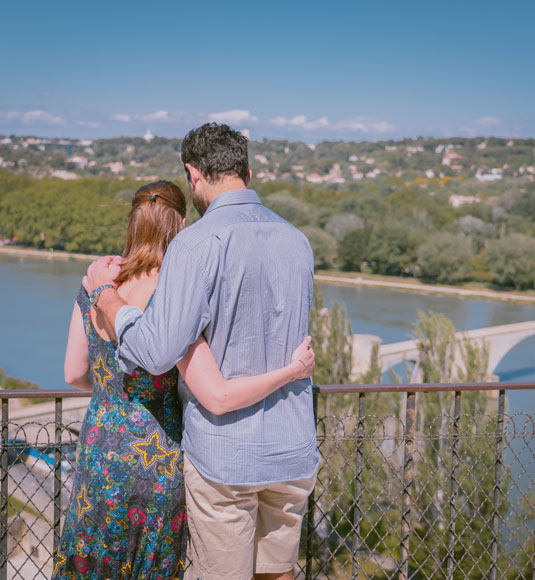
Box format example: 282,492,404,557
52,180,314,580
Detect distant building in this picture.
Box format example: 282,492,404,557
442,152,463,166
103,161,124,174
143,129,154,142
406,146,424,154
67,155,88,169
366,169,381,179
254,154,268,164
256,171,277,182
475,168,503,181
51,170,80,180
448,194,480,208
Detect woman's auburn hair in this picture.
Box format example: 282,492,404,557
114,180,186,286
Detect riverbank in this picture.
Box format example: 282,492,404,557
315,271,535,304
0,246,100,261
2,245,535,304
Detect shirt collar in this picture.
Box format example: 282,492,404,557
204,189,262,215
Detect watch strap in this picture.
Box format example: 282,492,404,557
89,284,115,308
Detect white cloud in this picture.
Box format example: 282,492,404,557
474,116,501,128
208,109,258,125
142,110,171,122
269,115,395,135
336,118,396,134
139,110,191,124
0,110,66,126
110,113,132,122
269,115,329,130
0,110,20,123
461,116,507,137
77,121,102,128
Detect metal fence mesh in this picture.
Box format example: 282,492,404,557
1,389,534,580
296,391,535,580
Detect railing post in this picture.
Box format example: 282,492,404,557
446,391,461,580
53,398,63,555
351,392,365,580
305,390,319,580
490,390,505,580
399,391,415,580
1,399,8,580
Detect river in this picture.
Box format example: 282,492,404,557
1,253,534,401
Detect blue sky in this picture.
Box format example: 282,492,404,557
1,0,533,141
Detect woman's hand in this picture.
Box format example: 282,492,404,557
290,336,315,380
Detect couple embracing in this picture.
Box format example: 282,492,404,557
53,123,319,580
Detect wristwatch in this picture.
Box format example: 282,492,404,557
89,284,115,309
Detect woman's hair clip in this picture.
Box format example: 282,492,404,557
148,194,157,202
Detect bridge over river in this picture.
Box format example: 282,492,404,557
352,320,535,380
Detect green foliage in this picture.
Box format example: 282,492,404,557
411,310,490,383
0,172,133,254
263,192,318,226
367,225,417,276
300,226,338,269
486,233,535,290
308,284,353,386
0,367,42,390
338,227,370,272
324,213,364,242
1,132,535,290
417,232,473,284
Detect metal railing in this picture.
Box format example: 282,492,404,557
1,384,534,579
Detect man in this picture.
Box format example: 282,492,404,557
84,123,319,580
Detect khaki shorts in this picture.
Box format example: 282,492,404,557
184,455,315,580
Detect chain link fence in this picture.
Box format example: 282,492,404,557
1,385,534,579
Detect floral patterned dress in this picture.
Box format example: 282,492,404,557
52,287,187,580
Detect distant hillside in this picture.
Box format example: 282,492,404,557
0,134,533,186
0,135,534,290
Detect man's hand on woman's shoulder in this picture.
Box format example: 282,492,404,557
83,255,122,293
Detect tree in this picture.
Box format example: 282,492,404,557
324,213,364,242
308,284,353,386
486,233,535,290
367,225,417,276
338,227,371,272
300,226,338,270
263,192,318,226
417,232,472,284
308,285,353,572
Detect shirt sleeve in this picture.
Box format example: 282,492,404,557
114,240,211,375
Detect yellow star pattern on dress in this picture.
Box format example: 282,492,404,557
53,551,66,575
133,432,179,476
76,484,92,519
120,561,132,577
92,355,112,388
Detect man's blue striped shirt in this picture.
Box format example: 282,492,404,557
115,189,319,485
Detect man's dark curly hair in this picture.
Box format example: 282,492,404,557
181,123,249,184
